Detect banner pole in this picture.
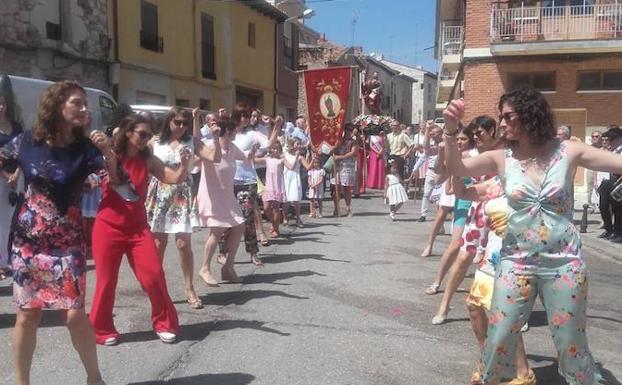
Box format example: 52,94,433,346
334,158,341,217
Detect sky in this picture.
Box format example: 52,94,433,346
306,0,438,73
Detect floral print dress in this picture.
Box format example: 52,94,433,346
0,132,104,309
482,141,601,385
145,137,198,234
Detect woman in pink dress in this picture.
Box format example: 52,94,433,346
196,119,257,286
366,132,385,189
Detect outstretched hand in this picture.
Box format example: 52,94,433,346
443,99,465,133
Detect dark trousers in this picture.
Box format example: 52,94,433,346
599,180,622,234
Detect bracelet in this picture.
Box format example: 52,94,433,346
443,129,458,137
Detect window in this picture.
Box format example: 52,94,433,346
199,98,211,111
508,72,556,92
578,71,622,91
201,13,216,79
283,23,296,70
140,0,163,52
248,22,256,48
46,21,62,40
99,96,116,129
175,99,190,108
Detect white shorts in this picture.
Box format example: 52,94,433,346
438,183,455,207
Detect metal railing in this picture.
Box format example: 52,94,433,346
491,3,622,43
440,24,464,57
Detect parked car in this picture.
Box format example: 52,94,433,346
2,74,117,132
434,117,445,128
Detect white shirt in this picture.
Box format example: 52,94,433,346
233,129,270,184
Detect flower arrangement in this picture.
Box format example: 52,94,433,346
352,114,395,136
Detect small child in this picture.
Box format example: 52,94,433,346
283,139,310,226
307,156,325,218
384,161,409,221
260,143,286,238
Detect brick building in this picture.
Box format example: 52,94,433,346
436,0,622,189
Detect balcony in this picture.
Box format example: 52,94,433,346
436,23,463,109
490,3,622,55
440,24,464,61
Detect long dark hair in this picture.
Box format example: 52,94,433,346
498,85,555,146
231,102,250,126
217,118,237,138
159,107,192,144
113,114,152,158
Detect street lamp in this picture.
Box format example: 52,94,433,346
284,8,315,23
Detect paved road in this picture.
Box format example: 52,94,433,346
0,193,621,385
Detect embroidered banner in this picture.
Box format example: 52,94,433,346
303,67,351,148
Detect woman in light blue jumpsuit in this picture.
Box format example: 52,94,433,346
443,85,622,385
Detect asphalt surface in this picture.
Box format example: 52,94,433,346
0,192,621,385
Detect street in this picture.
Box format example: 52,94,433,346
0,193,621,385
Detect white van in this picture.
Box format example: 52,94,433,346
4,74,117,131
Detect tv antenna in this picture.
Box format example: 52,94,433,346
351,11,358,46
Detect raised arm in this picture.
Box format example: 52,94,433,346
570,140,622,175
443,99,502,178
192,107,201,139
194,125,221,162
149,147,192,184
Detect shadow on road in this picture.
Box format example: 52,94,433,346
243,270,326,285
121,318,291,345
127,372,255,384
198,289,309,306
529,354,622,385
0,309,66,329
349,211,388,217
264,253,350,264
295,222,341,228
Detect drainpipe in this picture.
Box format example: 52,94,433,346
112,0,120,100
273,21,279,116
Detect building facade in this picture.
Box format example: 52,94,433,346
266,0,306,121
0,0,111,90
109,0,286,113
378,57,438,125
435,0,622,190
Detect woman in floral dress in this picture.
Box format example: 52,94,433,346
444,85,622,385
0,81,108,385
145,107,221,309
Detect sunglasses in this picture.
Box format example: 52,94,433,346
173,119,191,127
133,130,153,140
498,112,518,123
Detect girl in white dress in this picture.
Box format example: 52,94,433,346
307,156,325,218
384,161,409,220
283,139,310,226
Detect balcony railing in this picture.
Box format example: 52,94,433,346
491,3,622,43
440,24,464,57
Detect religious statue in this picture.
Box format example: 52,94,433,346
324,95,336,117
362,71,382,115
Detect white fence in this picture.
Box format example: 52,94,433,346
491,3,622,42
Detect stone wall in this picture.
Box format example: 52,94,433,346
0,0,111,91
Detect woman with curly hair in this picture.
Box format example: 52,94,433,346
443,85,622,385
0,80,108,385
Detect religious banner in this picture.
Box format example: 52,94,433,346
303,67,351,148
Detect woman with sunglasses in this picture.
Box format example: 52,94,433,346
144,107,221,309
430,116,499,319
444,85,622,385
89,114,194,346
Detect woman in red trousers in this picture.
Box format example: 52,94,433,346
89,114,192,346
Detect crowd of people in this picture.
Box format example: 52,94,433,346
0,79,619,385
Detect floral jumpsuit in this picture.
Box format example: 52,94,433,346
482,142,601,385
